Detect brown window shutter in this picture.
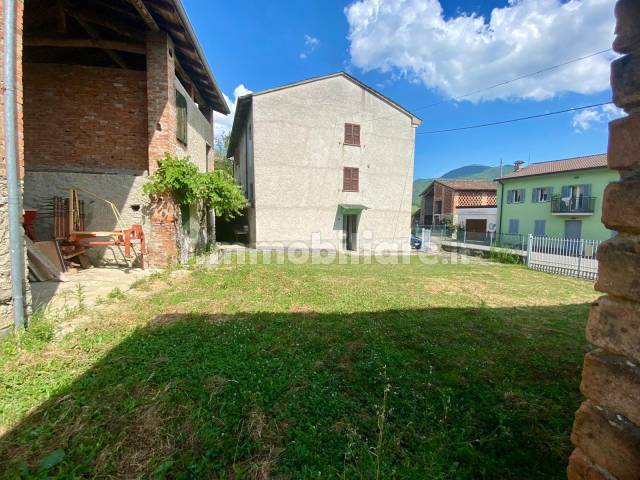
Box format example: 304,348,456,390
344,123,361,146
352,125,360,146
343,167,359,192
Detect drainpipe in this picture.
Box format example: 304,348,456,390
3,0,26,330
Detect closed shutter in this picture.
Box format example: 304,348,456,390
176,90,188,144
532,188,538,202
534,219,546,236
561,186,571,198
344,124,361,146
343,167,359,192
508,219,519,235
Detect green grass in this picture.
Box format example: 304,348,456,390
0,256,597,478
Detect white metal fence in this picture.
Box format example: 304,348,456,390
526,235,603,281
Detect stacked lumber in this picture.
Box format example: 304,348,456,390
26,238,68,282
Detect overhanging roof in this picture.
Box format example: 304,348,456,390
146,0,229,114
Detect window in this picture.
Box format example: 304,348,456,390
343,167,359,192
508,219,519,235
176,90,188,144
561,184,592,198
506,189,525,204
532,187,553,203
344,123,361,146
534,220,546,236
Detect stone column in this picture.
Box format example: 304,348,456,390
145,31,178,267
567,1,640,479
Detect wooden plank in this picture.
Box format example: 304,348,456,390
34,241,66,275
26,239,68,282
128,0,159,32
24,37,145,55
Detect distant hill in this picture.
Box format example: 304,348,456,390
412,164,513,209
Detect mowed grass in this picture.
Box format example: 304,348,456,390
0,256,598,479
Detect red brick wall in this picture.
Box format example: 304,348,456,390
146,32,176,172
23,64,148,172
568,1,640,479
0,0,24,179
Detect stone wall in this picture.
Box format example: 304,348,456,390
0,0,25,331
567,1,640,478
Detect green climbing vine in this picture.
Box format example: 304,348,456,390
143,154,247,219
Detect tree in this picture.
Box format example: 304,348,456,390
213,132,233,175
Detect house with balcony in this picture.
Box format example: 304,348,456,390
419,180,497,234
496,154,619,240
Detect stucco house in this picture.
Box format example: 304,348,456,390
226,72,421,252
1,0,228,331
496,154,619,240
419,180,498,234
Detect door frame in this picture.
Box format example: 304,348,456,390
344,214,358,251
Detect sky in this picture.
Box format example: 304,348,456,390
182,0,620,180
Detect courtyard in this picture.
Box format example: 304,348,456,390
0,256,598,478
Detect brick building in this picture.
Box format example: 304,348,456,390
0,0,229,331
567,1,640,478
419,180,497,234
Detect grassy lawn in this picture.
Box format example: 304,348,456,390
0,256,598,479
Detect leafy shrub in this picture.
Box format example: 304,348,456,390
144,154,247,219
489,248,523,264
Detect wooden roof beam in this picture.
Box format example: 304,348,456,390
127,0,159,32
24,37,145,55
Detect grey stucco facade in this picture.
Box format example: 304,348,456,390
229,73,420,252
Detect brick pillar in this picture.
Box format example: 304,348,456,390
0,0,26,331
567,1,640,479
145,31,178,267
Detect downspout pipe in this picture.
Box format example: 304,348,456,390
497,180,504,236
3,0,26,330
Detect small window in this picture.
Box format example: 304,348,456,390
344,123,361,146
532,187,553,203
343,167,359,192
507,189,525,204
534,219,546,236
176,90,188,144
508,219,519,235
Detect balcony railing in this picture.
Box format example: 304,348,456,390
550,195,596,214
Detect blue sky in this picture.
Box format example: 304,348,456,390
183,0,618,179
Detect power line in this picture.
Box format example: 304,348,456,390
361,45,615,124
417,102,613,134
416,47,614,110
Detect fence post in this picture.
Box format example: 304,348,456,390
463,229,467,245
576,238,584,278
527,234,533,268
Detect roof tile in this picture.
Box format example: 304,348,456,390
499,154,608,179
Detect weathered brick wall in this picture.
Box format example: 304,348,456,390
146,31,179,267
568,1,640,478
23,64,148,172
0,0,25,332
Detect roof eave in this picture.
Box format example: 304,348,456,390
168,0,230,114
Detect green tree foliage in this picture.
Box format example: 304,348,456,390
144,154,246,219
213,132,233,175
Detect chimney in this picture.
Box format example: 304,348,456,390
513,160,525,172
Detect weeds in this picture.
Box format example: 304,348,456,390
106,287,126,301
489,247,523,264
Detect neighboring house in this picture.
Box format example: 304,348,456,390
0,0,229,330
226,72,421,251
496,154,619,240
419,180,498,234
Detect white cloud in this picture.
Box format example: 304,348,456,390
572,104,625,132
299,34,320,60
345,0,616,101
214,84,252,139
